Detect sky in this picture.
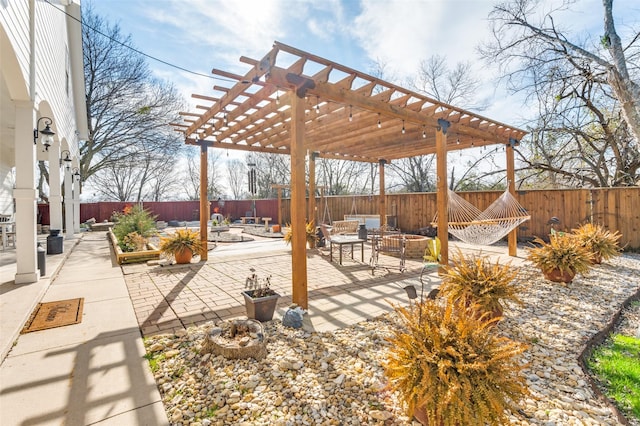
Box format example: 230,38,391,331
82,0,638,197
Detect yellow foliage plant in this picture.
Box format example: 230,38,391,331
384,299,528,426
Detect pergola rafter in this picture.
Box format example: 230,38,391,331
172,41,528,310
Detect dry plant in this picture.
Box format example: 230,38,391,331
384,299,528,426
572,222,622,264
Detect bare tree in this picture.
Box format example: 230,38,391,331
226,159,246,200
481,0,640,186
247,153,290,198
81,6,184,190
410,55,488,110
316,158,370,195
183,149,224,200
381,56,486,192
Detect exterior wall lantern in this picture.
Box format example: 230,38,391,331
34,117,55,151
60,150,72,170
72,167,81,182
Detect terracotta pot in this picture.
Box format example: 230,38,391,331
272,224,281,233
543,267,576,283
174,247,193,264
413,406,445,426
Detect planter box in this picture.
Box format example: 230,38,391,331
242,290,280,322
108,230,160,264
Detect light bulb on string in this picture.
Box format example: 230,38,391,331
377,113,381,129
349,105,353,122
316,96,320,113
401,120,405,134
422,125,426,139
456,138,460,145
276,90,280,105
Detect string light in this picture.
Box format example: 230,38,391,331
224,110,228,127
401,120,405,134
349,105,353,122
377,113,381,129
422,125,426,139
316,96,320,113
456,138,460,145
276,90,280,105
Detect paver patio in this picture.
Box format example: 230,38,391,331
121,234,431,336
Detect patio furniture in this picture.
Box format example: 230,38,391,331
320,224,365,265
370,229,406,273
261,217,272,231
241,216,260,224
0,215,15,250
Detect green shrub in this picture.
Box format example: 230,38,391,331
112,205,157,251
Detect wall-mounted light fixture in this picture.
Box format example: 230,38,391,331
34,117,55,151
60,150,72,170
72,167,81,182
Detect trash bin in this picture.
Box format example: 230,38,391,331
37,242,46,276
47,229,64,254
358,224,367,240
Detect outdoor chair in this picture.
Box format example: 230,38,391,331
320,224,366,265
370,228,406,274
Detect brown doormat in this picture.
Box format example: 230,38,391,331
22,298,84,333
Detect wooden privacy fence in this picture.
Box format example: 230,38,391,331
280,187,640,250
37,188,638,249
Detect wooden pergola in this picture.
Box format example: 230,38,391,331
171,41,527,309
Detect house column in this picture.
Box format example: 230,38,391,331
48,143,63,231
14,101,39,283
436,119,450,267
63,167,74,239
73,175,80,233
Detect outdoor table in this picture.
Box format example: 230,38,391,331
262,217,272,231
329,235,366,265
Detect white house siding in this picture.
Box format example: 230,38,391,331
1,0,87,282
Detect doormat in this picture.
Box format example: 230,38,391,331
22,298,84,333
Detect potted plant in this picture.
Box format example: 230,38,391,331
283,220,317,248
439,250,521,321
572,222,622,264
242,270,280,322
384,299,527,425
159,228,204,264
528,233,591,283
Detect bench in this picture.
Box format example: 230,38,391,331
330,220,359,235
240,216,260,224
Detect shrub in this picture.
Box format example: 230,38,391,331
384,300,528,426
112,205,157,252
573,222,622,264
439,250,521,317
121,232,147,252
528,233,591,276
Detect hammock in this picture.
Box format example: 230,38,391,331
434,189,530,246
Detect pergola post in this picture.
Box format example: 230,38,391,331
436,119,449,267
277,186,282,226
378,159,386,229
506,139,517,256
309,152,317,227
290,94,308,309
199,142,209,261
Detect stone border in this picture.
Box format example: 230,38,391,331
578,287,640,426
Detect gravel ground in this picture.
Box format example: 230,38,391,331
144,254,640,426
